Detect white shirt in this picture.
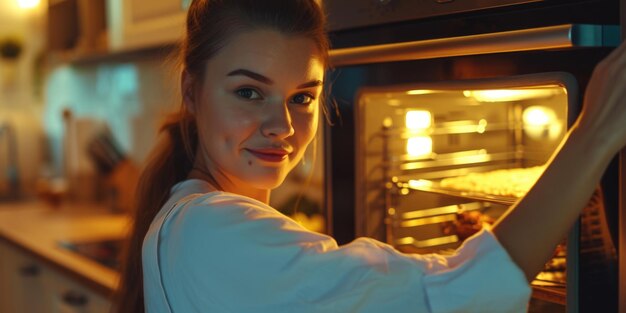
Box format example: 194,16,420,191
143,179,530,313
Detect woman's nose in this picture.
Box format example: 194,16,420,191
261,102,295,138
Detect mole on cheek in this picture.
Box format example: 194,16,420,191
248,160,252,166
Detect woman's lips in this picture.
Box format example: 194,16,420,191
246,148,290,162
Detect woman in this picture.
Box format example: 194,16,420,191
115,0,626,312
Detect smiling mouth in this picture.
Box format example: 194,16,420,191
245,148,290,163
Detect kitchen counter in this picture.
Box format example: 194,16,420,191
0,201,130,297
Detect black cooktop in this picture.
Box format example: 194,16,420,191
58,238,125,271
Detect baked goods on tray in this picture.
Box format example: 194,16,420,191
439,166,546,198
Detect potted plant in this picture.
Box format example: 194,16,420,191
0,37,23,60
0,37,24,89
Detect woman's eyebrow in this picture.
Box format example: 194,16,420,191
297,80,323,89
227,69,274,85
227,69,323,89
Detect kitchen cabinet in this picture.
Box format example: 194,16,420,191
42,264,112,313
108,0,189,51
0,241,111,313
48,0,107,54
0,241,50,313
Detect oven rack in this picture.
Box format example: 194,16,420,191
388,182,569,306
387,181,511,253
371,120,514,138
400,178,518,206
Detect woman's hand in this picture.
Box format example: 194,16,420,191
492,40,626,282
575,40,626,155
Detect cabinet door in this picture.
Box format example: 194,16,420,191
108,0,188,51
0,242,13,313
43,267,112,313
0,242,50,313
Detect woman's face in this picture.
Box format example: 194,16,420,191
186,29,324,192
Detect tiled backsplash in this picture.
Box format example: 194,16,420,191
44,57,179,173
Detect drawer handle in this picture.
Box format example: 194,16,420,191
62,290,89,307
18,264,40,277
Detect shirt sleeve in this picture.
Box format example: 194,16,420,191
158,194,530,313
420,225,531,312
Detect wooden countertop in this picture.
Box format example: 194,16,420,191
0,201,131,298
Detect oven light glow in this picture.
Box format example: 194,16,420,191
406,89,434,95
383,117,393,128
465,89,557,102
407,136,432,158
387,99,401,106
523,106,553,126
408,179,433,189
522,106,562,139
477,119,487,134
17,0,40,9
405,110,432,130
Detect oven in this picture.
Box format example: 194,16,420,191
321,0,624,312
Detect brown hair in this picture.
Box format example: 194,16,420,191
114,1,329,312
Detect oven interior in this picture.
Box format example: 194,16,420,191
355,73,617,307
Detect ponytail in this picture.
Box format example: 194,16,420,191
114,109,197,313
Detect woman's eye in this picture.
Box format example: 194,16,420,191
235,88,262,100
291,93,314,105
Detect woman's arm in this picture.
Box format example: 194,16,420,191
492,41,626,282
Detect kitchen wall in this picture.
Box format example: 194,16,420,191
1,0,324,219
0,0,180,197
0,0,46,197
43,57,179,174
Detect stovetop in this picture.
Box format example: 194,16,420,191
58,238,125,271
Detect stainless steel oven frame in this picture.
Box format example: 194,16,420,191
618,3,625,313
322,0,623,311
